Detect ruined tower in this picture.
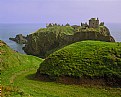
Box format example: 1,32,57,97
89,18,99,28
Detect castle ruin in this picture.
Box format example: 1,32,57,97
81,18,104,28
46,18,104,29
89,18,99,28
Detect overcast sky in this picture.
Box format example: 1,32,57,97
0,0,121,24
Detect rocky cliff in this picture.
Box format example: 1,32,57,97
9,34,27,44
23,25,115,57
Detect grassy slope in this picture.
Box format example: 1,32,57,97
1,40,121,97
38,41,121,80
34,26,75,35
0,40,42,71
13,69,121,97
0,40,43,96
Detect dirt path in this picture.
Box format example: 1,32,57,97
9,68,36,84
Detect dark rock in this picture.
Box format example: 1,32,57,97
9,34,27,44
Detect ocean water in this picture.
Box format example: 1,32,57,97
105,23,121,42
0,23,121,54
0,23,45,54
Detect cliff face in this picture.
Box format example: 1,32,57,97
23,26,115,57
23,26,75,57
9,34,27,44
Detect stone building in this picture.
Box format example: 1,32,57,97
81,22,89,29
89,18,99,28
46,23,61,28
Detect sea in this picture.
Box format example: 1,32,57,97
0,23,121,54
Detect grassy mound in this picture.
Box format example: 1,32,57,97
37,41,121,86
1,40,121,96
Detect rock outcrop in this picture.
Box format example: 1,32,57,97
23,25,115,58
9,34,27,44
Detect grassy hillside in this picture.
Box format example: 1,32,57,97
0,40,43,96
2,67,121,97
37,41,121,86
0,40,42,71
1,40,121,96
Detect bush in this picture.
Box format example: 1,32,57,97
37,41,121,85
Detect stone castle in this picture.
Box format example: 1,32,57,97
46,18,104,28
89,18,99,28
81,18,104,29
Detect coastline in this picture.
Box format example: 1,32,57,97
0,23,121,54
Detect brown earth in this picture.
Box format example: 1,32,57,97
35,74,107,87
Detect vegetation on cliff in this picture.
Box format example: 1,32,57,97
23,26,75,57
23,25,115,57
37,41,121,86
1,40,121,96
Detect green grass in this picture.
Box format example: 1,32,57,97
2,62,121,97
13,69,121,97
35,26,75,35
38,41,121,82
1,40,121,97
2,63,121,97
0,40,42,71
